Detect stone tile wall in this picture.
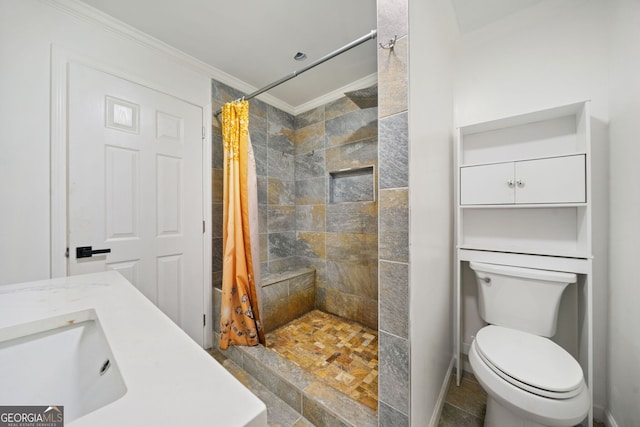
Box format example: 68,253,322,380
294,99,379,330
212,80,297,291
261,268,315,332
212,80,379,332
212,6,412,421
377,0,411,425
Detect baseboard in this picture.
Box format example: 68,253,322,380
604,408,619,427
428,357,455,427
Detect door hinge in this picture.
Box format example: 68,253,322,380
203,220,205,234
202,126,205,140
203,314,206,327
65,248,69,258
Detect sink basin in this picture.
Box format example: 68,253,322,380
0,309,127,424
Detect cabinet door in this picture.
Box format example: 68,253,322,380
460,162,515,205
515,155,586,204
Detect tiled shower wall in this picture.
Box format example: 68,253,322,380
211,81,297,287
294,99,378,330
211,79,378,330
377,0,411,425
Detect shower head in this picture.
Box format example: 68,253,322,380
344,84,378,109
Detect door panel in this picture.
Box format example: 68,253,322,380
157,254,182,325
106,260,139,285
105,146,139,240
67,62,204,346
460,162,515,205
515,155,586,204
157,155,182,235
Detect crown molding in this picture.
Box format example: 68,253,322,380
44,0,215,77
43,0,295,113
42,0,377,117
293,73,378,115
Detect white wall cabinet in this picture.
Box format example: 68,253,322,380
455,102,591,258
461,155,586,205
454,101,594,426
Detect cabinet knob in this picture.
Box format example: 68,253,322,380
516,179,525,187
506,179,515,188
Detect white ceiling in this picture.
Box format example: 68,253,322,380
79,0,377,111
451,0,543,33
78,0,544,112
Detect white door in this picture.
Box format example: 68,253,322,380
67,62,205,346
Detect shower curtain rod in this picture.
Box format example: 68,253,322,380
214,29,378,117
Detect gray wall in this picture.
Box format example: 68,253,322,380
212,80,379,330
211,80,296,288
376,0,458,425
295,99,378,330
376,0,412,423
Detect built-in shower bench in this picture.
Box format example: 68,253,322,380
260,267,315,332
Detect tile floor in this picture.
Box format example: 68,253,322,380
265,310,379,411
207,348,314,426
210,311,605,426
438,372,486,426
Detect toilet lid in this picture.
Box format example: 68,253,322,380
475,326,583,396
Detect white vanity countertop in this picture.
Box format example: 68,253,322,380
0,271,267,427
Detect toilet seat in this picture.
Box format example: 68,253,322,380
469,327,590,427
474,326,584,399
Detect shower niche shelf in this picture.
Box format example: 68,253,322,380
329,166,375,203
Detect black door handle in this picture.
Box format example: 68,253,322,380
76,246,111,259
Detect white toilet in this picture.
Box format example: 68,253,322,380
468,262,590,427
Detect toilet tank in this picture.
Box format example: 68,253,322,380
469,262,576,337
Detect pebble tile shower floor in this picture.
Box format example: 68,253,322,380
265,310,379,410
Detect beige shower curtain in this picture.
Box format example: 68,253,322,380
219,100,265,350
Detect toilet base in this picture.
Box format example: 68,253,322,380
485,396,550,427
470,332,590,427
